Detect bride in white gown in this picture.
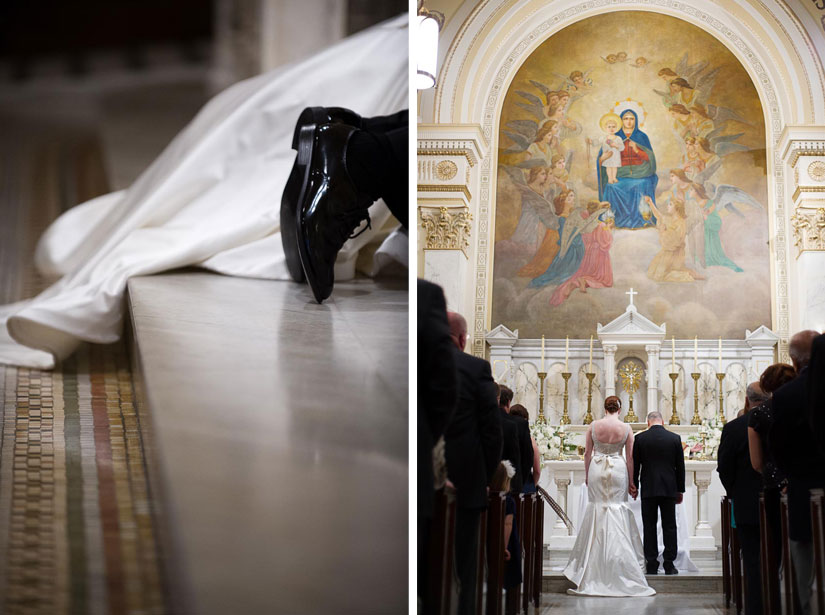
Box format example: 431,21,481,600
563,396,656,597
0,15,407,369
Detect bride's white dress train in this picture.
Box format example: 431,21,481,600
563,426,656,597
0,15,408,369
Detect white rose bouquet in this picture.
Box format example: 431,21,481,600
684,416,724,459
530,423,581,460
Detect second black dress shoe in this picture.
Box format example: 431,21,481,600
281,107,363,283
296,122,373,303
646,564,658,575
664,563,678,575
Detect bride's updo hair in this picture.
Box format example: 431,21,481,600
604,396,622,414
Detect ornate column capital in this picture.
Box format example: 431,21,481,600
554,477,571,488
693,475,712,490
644,344,660,356
418,206,472,256
790,207,825,256
602,344,618,355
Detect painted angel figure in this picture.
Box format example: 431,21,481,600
687,183,765,273
503,165,560,251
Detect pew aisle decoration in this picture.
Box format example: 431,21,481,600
531,423,582,460
684,417,724,459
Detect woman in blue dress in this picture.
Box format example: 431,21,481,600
528,189,586,288
596,109,658,229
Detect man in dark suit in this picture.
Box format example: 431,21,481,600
633,410,685,575
498,385,532,493
717,382,769,615
417,280,457,612
444,312,503,615
770,329,823,615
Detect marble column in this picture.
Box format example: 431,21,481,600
645,344,660,419
553,476,571,536
603,344,617,398
418,126,487,354
692,469,715,549
780,130,825,343
419,209,471,313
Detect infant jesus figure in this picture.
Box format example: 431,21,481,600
599,112,624,184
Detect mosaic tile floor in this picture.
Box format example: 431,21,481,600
0,116,167,614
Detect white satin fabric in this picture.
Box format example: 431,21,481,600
564,427,656,597
0,15,408,369
576,476,700,572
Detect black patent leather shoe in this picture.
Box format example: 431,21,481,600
281,107,363,282
646,564,658,575
664,563,678,575
296,122,373,303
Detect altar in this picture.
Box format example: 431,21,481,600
484,291,780,569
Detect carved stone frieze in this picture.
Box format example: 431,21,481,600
790,207,825,254
419,206,473,255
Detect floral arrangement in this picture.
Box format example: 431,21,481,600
684,416,724,459
530,422,582,460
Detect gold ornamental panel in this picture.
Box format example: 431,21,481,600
419,206,472,256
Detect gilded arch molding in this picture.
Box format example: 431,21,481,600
424,0,825,359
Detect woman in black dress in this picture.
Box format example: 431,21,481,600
747,362,796,611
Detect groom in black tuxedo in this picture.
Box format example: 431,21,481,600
633,410,685,575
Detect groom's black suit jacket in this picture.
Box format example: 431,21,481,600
633,424,685,498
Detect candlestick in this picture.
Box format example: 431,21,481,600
691,372,702,425
541,335,545,371
694,336,698,372
589,335,593,371
537,371,547,423
669,372,680,425
584,372,596,424
560,372,572,425
671,336,675,372
565,336,569,371
717,372,726,424
718,337,722,373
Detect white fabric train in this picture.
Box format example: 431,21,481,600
0,15,409,369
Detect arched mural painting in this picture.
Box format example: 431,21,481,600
492,11,771,339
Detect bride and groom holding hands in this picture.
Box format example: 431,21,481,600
564,397,686,597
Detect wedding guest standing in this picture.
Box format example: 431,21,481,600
417,280,457,612
499,386,533,494
717,382,768,615
510,404,542,492
769,330,823,615
747,361,796,598
444,312,503,615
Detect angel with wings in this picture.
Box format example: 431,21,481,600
503,165,560,251
654,54,720,110
687,182,764,273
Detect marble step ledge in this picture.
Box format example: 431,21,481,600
542,571,723,594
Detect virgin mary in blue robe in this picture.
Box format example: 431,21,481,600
596,109,658,229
